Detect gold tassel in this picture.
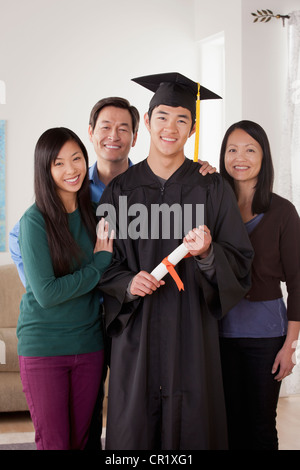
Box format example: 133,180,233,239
193,83,200,162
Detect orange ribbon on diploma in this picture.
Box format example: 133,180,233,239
161,257,185,291
151,243,192,291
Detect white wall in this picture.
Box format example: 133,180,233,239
0,0,198,264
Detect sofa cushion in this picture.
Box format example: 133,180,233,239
0,327,20,372
0,264,25,327
0,372,28,412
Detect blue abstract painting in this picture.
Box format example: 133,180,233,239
0,120,5,251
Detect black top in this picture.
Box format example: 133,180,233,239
245,193,300,321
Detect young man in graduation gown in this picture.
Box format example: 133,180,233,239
98,73,254,450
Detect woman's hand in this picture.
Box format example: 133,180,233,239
272,321,300,381
94,218,114,253
183,225,212,258
272,346,296,381
198,160,217,176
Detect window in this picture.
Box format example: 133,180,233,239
197,33,224,169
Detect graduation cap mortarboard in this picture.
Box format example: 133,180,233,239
132,72,222,162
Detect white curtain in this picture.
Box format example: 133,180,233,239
278,11,300,396
278,11,300,212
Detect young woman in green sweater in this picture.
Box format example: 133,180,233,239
17,127,113,450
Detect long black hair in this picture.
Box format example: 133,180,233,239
219,120,274,214
34,127,96,276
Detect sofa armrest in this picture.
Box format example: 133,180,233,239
0,328,20,372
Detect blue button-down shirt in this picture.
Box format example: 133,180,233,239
88,161,107,203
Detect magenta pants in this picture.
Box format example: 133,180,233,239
19,351,104,450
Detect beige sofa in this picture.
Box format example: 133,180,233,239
0,263,28,412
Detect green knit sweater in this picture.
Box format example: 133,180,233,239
17,203,112,357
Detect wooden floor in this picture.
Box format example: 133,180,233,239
0,395,299,449
276,395,300,450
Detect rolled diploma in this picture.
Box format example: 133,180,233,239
150,243,189,281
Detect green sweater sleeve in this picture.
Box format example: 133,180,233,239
19,206,112,309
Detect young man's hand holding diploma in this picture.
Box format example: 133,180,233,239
183,225,212,259
129,225,212,297
129,271,165,297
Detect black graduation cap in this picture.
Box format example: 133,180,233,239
132,72,222,161
132,72,221,118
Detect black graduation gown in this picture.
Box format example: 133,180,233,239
98,158,253,450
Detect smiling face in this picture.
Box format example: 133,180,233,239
145,104,195,160
51,140,87,208
224,128,263,187
88,106,137,164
